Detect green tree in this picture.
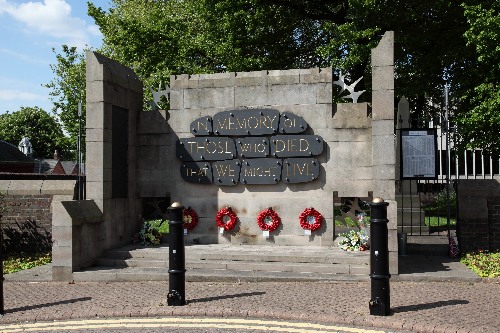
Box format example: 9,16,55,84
45,45,86,153
0,107,70,159
44,0,498,154
458,2,500,155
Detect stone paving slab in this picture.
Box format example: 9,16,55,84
0,280,498,333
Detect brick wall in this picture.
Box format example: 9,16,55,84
2,194,52,231
0,176,78,253
457,180,500,253
487,196,500,251
1,194,53,253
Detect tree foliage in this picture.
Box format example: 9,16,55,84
45,45,86,153
459,2,500,155
0,107,70,159
44,0,499,155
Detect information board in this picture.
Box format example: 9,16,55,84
400,129,438,179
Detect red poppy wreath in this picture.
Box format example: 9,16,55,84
183,207,198,230
299,207,323,231
257,208,281,232
216,207,238,231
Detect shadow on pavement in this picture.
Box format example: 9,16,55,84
6,297,92,314
392,299,469,313
189,291,266,304
398,255,460,274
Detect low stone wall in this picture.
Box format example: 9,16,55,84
457,179,500,252
52,199,104,281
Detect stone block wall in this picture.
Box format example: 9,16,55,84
458,179,500,252
134,32,397,252
164,68,340,246
85,51,143,251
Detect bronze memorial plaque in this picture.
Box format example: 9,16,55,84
212,109,280,136
180,162,213,184
240,158,282,185
176,109,325,185
190,117,213,136
270,135,324,157
236,137,270,158
176,137,236,161
213,160,241,186
282,158,320,183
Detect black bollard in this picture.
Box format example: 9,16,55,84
369,198,390,316
167,202,186,306
0,214,3,315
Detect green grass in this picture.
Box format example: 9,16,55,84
461,251,500,278
424,216,457,227
3,252,52,274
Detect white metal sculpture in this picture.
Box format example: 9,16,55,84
150,82,170,110
333,71,365,103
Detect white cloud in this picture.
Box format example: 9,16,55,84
0,0,93,49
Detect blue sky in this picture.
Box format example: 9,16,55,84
0,0,110,114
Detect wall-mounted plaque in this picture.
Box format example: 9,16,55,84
277,112,308,134
212,109,280,136
180,162,213,184
177,109,325,185
400,129,438,179
190,117,213,136
282,158,320,183
176,137,236,161
270,135,324,157
240,158,282,185
236,137,269,158
213,160,241,186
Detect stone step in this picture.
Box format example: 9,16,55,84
72,267,371,282
94,257,369,275
400,235,450,256
99,245,369,265
79,244,371,282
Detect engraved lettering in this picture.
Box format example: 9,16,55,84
187,167,208,177
237,118,247,129
275,140,286,153
206,141,217,154
284,118,296,128
198,121,209,132
300,138,310,152
214,164,235,177
217,118,228,129
248,116,259,129
268,115,278,128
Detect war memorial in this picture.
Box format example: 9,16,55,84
49,32,398,281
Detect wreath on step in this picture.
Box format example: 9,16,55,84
183,207,198,230
257,207,281,232
216,207,238,231
299,207,323,231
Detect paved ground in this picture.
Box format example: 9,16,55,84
0,280,499,333
0,254,498,333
